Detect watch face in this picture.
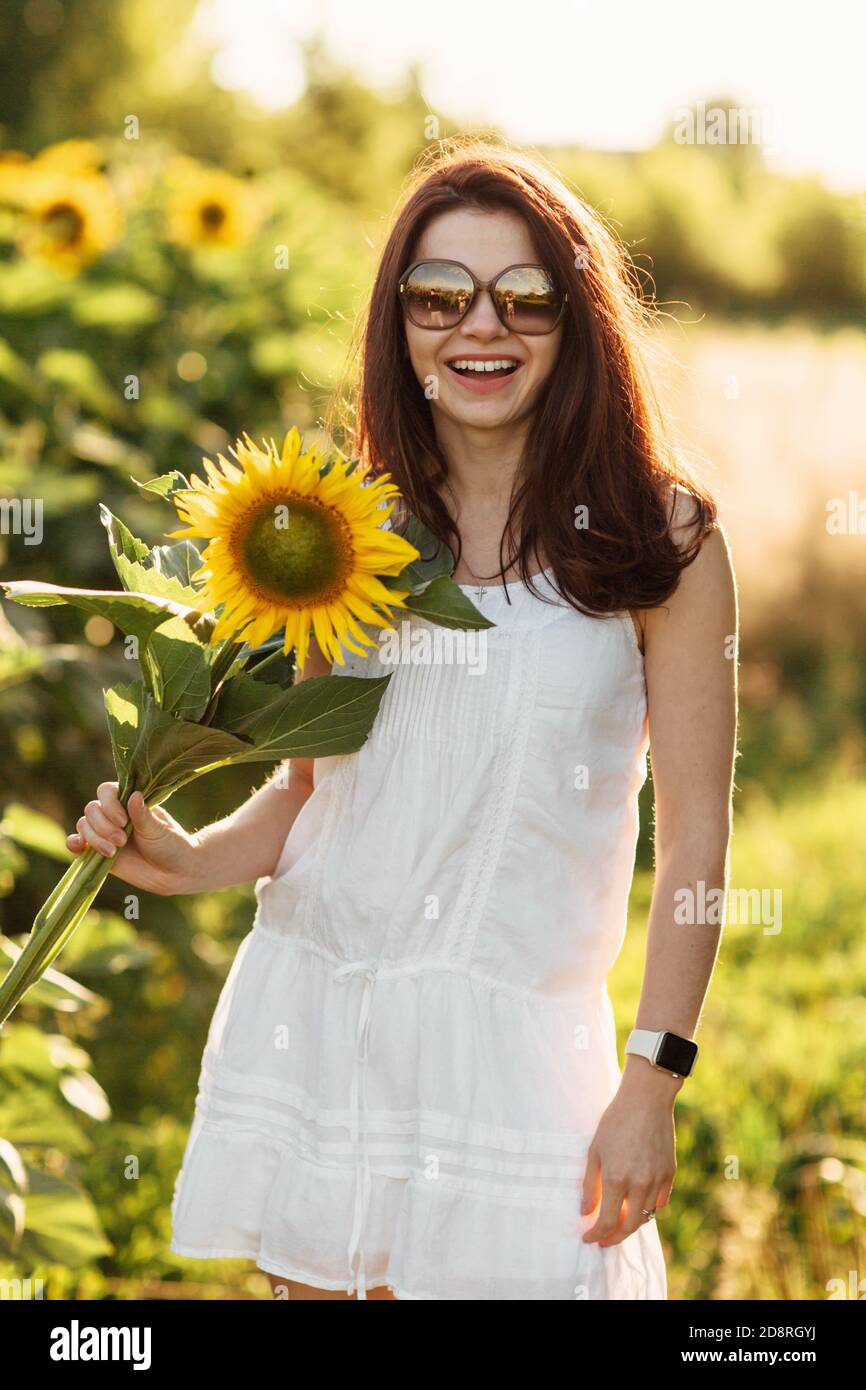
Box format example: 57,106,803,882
656,1033,698,1075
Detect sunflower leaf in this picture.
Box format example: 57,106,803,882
247,643,295,688
0,580,209,645
132,471,190,499
98,504,151,585
140,618,213,720
103,681,145,787
381,514,454,595
213,671,391,760
402,513,455,573
113,555,200,608
104,674,389,805
403,576,494,630
150,539,204,588
103,681,253,800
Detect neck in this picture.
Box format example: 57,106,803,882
432,414,529,510
430,416,541,583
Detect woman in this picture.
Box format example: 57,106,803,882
69,141,737,1300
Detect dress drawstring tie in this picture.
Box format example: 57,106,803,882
334,959,378,1300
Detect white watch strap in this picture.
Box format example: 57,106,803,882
625,1028,663,1064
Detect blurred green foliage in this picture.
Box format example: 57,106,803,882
0,0,864,1300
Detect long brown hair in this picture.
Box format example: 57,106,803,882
331,137,716,614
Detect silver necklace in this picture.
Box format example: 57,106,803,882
458,558,502,603
458,553,531,601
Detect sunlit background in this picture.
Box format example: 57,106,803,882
0,0,863,1301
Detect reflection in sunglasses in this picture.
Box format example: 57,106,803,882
401,261,564,335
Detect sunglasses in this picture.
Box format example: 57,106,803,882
398,259,566,336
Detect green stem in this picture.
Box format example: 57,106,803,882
246,646,293,683
202,639,247,725
0,839,121,1028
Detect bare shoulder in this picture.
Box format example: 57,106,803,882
631,481,736,653
646,491,737,655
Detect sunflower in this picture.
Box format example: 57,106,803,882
167,429,420,670
10,168,121,273
0,140,102,199
30,140,104,177
165,160,264,249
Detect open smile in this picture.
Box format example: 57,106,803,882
444,355,523,394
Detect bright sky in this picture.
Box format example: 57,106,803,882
194,0,866,193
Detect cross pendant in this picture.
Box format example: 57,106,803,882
475,586,487,602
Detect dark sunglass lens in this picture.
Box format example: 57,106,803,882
402,262,474,328
494,267,562,333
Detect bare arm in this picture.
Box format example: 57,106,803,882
582,509,738,1245
625,520,737,1095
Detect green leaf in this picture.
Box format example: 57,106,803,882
0,644,57,694
404,576,495,630
0,259,69,315
137,392,197,434
58,1072,110,1121
215,671,392,760
37,348,123,421
133,470,191,500
98,510,203,598
16,1167,111,1267
381,514,455,595
150,539,203,588
70,425,149,474
0,1023,61,1082
0,1138,26,1194
70,282,161,330
133,716,254,798
0,937,104,1016
141,618,213,720
52,911,156,977
0,805,72,863
113,555,200,608
103,682,144,787
0,337,37,396
98,504,151,586
0,1086,90,1154
104,681,251,801
248,643,295,689
1,580,208,645
403,514,455,579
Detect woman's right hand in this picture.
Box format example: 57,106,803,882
67,783,199,896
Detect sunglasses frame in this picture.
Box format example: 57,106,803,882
398,258,567,336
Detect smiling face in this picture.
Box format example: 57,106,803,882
401,206,563,436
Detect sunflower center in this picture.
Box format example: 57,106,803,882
200,202,226,231
42,202,85,247
238,495,353,602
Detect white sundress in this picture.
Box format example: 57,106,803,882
170,564,668,1300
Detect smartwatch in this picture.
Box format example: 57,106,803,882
625,1028,698,1079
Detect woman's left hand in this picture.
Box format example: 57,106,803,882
580,1063,680,1246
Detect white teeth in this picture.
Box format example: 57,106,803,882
450,359,519,373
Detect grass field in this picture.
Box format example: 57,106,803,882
612,775,866,1300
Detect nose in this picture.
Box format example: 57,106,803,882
460,286,508,340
